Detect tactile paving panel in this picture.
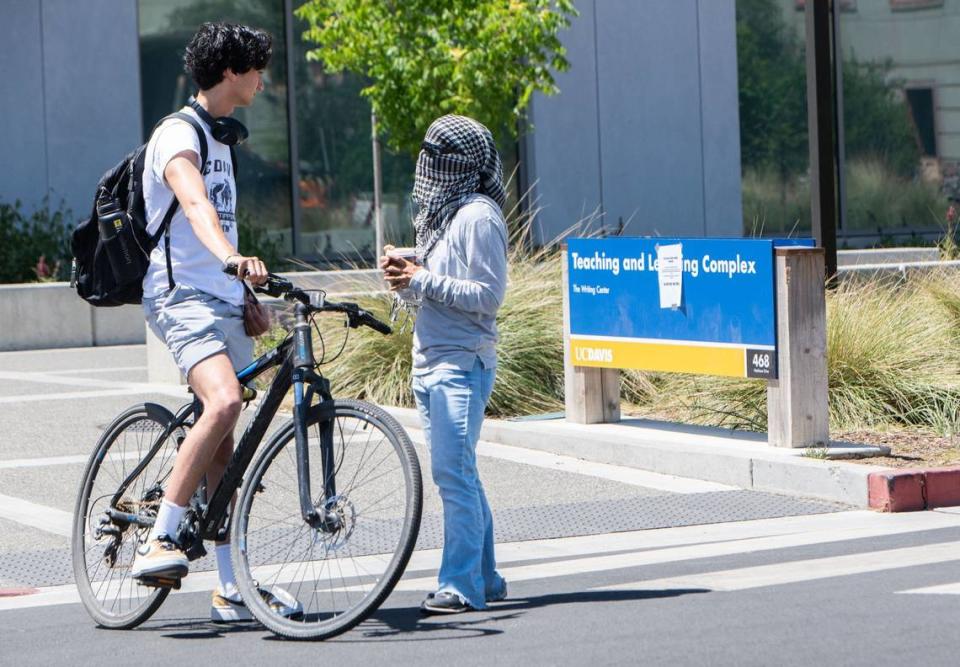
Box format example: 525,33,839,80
0,490,844,587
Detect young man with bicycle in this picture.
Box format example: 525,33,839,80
381,114,509,614
131,22,297,621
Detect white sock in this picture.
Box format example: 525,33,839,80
216,544,239,600
148,499,186,542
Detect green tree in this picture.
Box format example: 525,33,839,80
295,0,577,155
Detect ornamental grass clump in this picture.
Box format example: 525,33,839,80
311,295,415,410
484,242,565,416
825,272,960,430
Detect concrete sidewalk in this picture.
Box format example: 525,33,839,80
383,407,889,507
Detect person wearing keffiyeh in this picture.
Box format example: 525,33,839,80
380,115,509,615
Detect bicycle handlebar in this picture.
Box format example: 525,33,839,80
223,264,393,336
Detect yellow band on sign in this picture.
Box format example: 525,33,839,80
570,338,747,378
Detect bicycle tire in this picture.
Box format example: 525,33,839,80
72,403,185,629
231,399,422,640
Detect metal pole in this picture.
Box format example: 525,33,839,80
371,111,384,262
283,0,302,258
831,0,847,237
805,0,838,279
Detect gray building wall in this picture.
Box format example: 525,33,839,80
524,0,743,244
0,0,142,218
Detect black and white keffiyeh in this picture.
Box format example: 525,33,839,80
412,115,506,259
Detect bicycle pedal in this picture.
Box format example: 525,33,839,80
136,575,181,590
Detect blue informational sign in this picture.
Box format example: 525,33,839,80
566,237,814,378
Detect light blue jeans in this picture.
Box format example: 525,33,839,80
412,357,505,609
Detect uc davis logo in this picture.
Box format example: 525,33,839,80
574,346,613,363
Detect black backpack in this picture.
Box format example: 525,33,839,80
71,112,214,307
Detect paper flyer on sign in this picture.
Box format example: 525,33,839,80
656,243,682,309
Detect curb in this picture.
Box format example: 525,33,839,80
381,406,888,508
869,467,960,512
0,587,39,598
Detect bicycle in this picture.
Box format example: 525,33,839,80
71,269,423,640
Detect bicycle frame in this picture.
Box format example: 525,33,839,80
107,301,338,544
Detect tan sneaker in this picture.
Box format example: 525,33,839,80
131,535,188,580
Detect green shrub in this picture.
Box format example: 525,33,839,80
0,198,293,285
0,199,73,283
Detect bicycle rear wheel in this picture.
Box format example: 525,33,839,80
232,399,422,640
72,403,186,628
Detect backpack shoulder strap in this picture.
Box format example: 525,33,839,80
150,111,210,291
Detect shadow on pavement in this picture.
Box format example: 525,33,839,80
130,589,708,642
338,588,709,643
131,617,268,640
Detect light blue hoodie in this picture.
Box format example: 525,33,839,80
405,193,508,375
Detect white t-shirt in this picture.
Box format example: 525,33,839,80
142,107,243,306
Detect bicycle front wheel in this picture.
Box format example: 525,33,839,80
232,399,422,640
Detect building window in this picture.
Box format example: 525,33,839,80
905,87,937,157
837,1,951,237
289,34,416,265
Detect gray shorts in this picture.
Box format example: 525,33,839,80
144,285,254,377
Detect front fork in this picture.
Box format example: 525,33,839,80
291,306,340,533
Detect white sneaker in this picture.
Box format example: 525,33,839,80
210,589,254,622
210,585,304,623
131,535,188,580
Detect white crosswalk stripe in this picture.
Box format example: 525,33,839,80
595,541,960,593
0,369,190,403
897,582,960,595
4,510,960,611
0,493,73,537
44,366,147,375
0,451,145,470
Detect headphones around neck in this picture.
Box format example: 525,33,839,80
188,96,249,146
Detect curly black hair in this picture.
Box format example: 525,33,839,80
183,22,272,91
